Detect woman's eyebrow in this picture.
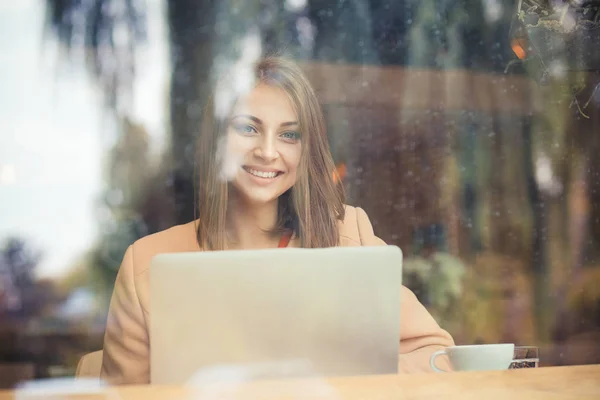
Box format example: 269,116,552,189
231,114,263,125
232,115,298,127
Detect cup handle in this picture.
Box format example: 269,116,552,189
430,349,448,373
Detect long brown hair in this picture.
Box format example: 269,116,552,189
195,57,345,250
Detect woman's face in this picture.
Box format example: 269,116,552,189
223,83,302,207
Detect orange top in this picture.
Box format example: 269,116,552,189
278,231,293,248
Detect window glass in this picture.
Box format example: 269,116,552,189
1,0,599,386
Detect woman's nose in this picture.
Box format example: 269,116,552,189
255,135,278,161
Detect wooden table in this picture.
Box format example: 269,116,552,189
1,365,598,399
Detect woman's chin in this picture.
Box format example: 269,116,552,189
230,186,283,208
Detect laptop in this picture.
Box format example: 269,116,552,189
149,246,403,384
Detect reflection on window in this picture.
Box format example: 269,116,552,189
0,0,599,387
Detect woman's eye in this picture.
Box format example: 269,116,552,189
234,123,257,135
281,131,301,141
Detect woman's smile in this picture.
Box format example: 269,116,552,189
242,166,283,180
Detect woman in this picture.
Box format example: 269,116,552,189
100,57,454,384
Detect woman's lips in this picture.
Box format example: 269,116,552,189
243,166,282,179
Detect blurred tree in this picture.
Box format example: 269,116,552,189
43,0,146,111
90,117,161,296
0,238,43,318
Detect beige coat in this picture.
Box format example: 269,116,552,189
101,206,454,384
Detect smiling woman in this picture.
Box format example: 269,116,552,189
99,56,455,385
196,57,345,251
225,85,303,228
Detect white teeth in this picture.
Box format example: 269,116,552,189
247,168,278,178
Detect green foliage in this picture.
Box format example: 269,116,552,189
403,252,466,326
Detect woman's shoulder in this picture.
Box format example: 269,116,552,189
127,220,201,274
338,205,384,246
136,220,199,248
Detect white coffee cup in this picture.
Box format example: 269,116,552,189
430,344,515,372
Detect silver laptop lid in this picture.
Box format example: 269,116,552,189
150,245,402,384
